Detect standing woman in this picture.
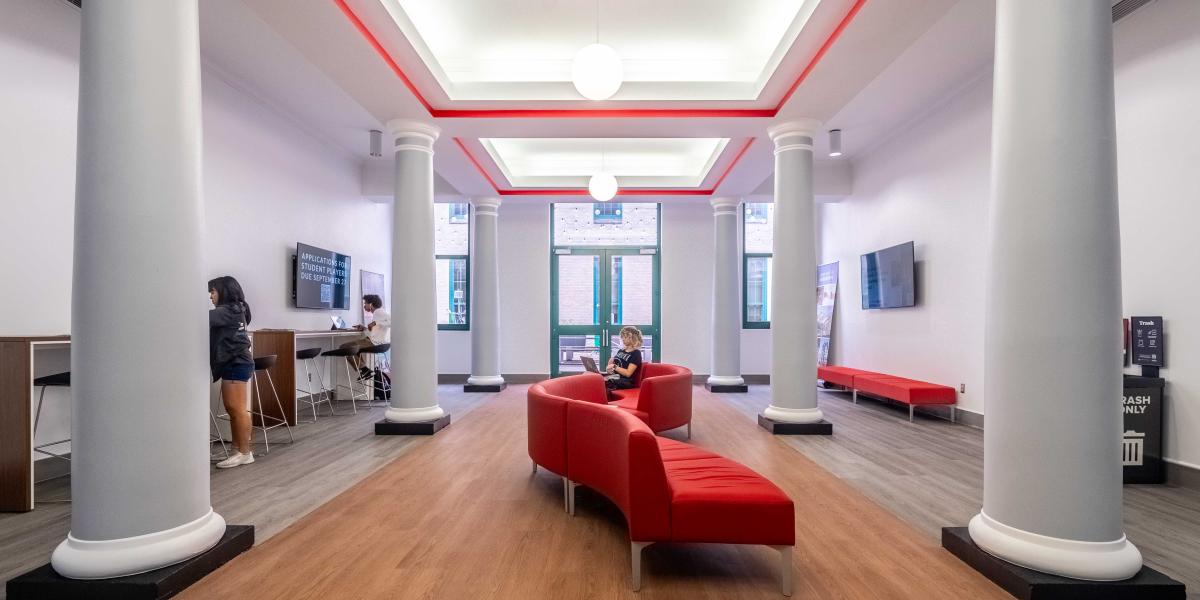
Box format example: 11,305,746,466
209,276,256,469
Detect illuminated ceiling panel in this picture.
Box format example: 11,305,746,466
479,137,730,188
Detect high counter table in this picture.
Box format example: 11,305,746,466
0,329,366,513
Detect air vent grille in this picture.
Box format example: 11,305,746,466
1113,0,1154,22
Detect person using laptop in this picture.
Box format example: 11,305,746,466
338,294,390,380
605,325,644,393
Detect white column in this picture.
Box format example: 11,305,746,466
762,119,824,424
467,197,505,390
52,0,226,579
707,197,745,390
968,1,1141,580
384,120,445,423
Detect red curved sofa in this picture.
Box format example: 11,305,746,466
609,362,694,437
527,373,795,594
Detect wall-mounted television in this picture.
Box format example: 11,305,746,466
293,242,351,310
860,241,916,309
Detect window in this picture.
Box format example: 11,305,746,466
593,203,623,224
743,202,773,328
436,202,470,330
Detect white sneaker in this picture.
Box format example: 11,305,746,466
215,452,255,469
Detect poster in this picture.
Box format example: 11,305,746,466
816,262,838,366
1130,316,1164,367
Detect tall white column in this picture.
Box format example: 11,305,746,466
706,197,746,392
466,197,505,391
967,1,1141,580
52,0,226,579
384,120,445,423
762,120,824,425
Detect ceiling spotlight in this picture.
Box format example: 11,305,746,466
589,172,618,202
828,129,843,158
572,43,623,101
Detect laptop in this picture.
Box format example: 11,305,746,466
330,315,349,330
580,356,619,380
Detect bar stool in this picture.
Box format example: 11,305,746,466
250,355,294,452
296,347,334,422
358,343,391,406
321,346,371,413
33,372,71,466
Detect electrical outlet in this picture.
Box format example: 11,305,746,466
959,383,966,393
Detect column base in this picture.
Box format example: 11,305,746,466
967,511,1143,581
375,414,451,436
758,414,832,435
705,376,747,393
464,376,506,393
7,525,253,600
942,527,1184,600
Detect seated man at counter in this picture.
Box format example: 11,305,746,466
339,294,390,380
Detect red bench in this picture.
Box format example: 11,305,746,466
817,365,956,422
528,373,795,594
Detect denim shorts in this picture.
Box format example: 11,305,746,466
219,362,254,382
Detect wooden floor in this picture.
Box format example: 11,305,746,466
0,388,490,599
723,387,1200,598
177,386,1011,600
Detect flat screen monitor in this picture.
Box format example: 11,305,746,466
294,242,351,310
860,241,916,309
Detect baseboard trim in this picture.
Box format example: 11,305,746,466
1165,460,1200,491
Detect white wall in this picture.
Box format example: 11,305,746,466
820,0,1200,467
1,0,390,460
0,0,390,335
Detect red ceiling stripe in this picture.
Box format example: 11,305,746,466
454,137,756,197
334,0,868,118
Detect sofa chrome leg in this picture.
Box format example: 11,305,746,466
909,405,914,422
562,477,569,513
568,480,579,516
852,389,857,404
631,541,652,591
772,545,793,596
686,422,692,440
531,460,537,475
950,406,956,424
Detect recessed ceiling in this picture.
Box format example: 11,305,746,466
480,137,729,188
377,0,822,102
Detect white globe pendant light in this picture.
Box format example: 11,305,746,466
572,43,623,101
589,172,618,202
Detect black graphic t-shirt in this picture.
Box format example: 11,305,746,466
611,348,643,384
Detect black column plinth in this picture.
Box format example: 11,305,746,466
757,414,832,435
6,525,254,600
375,413,451,435
941,527,1185,600
705,382,748,393
463,383,506,393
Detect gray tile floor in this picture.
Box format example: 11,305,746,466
722,386,1200,598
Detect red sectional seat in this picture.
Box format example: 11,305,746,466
564,400,794,594
818,365,956,422
608,362,694,436
527,373,609,479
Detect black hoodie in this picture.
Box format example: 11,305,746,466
209,303,253,381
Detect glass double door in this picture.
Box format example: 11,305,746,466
551,248,659,377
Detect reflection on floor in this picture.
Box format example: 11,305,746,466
177,385,1009,599
721,387,1200,598
0,387,491,600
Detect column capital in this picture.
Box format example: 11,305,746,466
470,196,502,211
768,118,821,152
709,197,740,213
386,119,440,154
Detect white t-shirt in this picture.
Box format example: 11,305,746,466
368,308,391,344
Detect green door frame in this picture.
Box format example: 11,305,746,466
549,204,662,377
